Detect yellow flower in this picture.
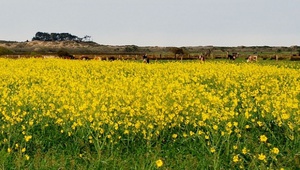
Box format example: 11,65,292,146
29,120,34,126
289,135,294,140
24,135,32,142
233,155,239,163
282,113,290,120
259,135,268,143
210,147,216,153
22,147,26,153
258,153,266,161
257,121,263,127
172,134,178,139
233,122,238,127
7,148,11,153
271,147,279,155
242,147,248,155
155,159,163,168
25,154,30,160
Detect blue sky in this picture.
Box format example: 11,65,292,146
1,0,299,47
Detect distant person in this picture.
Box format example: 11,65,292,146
143,54,148,63
199,55,205,62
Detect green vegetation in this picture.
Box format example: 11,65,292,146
0,46,14,56
32,32,91,42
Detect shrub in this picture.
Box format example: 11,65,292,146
57,49,73,58
0,46,14,56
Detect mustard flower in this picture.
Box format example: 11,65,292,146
259,135,268,143
156,159,163,168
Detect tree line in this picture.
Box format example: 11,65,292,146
32,32,92,42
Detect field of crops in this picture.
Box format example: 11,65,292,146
0,58,300,169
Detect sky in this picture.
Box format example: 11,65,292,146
1,0,299,47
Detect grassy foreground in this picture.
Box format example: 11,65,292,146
0,59,300,169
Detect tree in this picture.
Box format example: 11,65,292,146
124,45,139,53
32,32,86,42
168,47,189,59
276,49,282,53
83,35,92,42
32,32,51,41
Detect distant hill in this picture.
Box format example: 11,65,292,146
1,32,148,55
0,39,299,60
0,40,151,55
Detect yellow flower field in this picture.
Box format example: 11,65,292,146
0,58,300,169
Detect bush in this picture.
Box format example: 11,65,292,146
290,56,300,61
57,50,73,58
0,46,14,55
